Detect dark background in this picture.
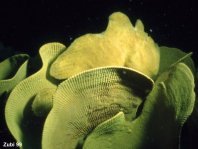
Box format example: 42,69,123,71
0,0,197,62
0,0,197,148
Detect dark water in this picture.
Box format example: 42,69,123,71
0,0,196,58
0,0,197,148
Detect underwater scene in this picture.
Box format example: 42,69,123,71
0,0,197,149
